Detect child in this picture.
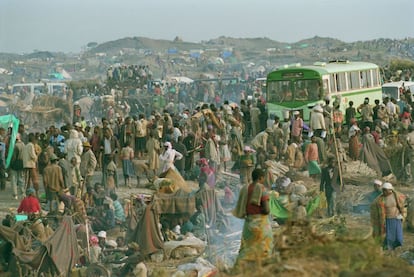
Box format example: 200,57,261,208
89,235,102,264
105,155,118,193
120,142,135,188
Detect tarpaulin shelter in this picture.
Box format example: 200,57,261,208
0,216,79,276
127,169,197,256
0,114,19,168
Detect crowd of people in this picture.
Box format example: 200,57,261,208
1,78,413,273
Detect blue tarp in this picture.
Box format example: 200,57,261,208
222,51,232,59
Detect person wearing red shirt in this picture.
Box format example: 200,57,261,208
232,169,273,271
17,188,41,214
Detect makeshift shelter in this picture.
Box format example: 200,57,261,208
0,216,80,276
0,114,19,168
129,203,165,256
127,167,198,256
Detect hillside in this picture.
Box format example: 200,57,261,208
0,36,413,86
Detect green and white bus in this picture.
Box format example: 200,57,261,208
266,61,382,121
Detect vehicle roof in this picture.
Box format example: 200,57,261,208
12,82,66,86
300,61,378,74
269,61,379,77
12,83,44,86
382,81,414,88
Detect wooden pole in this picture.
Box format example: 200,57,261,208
85,219,91,264
330,110,344,191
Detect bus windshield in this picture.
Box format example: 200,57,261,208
267,79,321,102
382,86,399,100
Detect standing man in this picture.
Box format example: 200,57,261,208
22,133,39,197
203,130,220,173
64,129,83,173
80,141,97,192
134,114,148,159
250,103,261,137
370,182,406,250
101,127,119,185
320,156,340,217
10,134,25,200
365,179,383,203
304,136,321,178
291,111,303,143
406,124,414,183
43,154,65,212
239,146,256,185
173,136,187,177
159,141,183,174
345,101,356,128
309,104,326,138
146,130,160,176
232,168,273,271
358,97,374,130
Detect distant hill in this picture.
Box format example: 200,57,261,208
0,36,413,85
89,36,202,55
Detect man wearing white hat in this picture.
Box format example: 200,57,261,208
365,179,383,203
159,141,183,174
97,231,107,250
309,104,325,138
371,182,406,250
291,111,303,143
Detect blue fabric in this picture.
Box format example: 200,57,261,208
113,200,126,223
384,218,403,250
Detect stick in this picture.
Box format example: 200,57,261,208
85,219,91,264
330,114,344,191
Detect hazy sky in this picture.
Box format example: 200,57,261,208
1,0,413,54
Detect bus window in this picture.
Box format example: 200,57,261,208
323,79,329,93
349,71,360,90
333,72,346,92
329,74,336,93
294,79,320,101
372,69,379,87
267,81,291,102
33,84,47,95
52,85,64,96
360,71,369,88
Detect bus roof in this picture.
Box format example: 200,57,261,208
268,61,379,78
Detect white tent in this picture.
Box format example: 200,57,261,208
167,76,194,84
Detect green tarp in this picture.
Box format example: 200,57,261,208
0,114,19,168
269,194,290,219
269,193,321,219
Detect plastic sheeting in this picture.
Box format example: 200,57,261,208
0,114,19,168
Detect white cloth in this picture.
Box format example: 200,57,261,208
159,143,183,173
348,125,360,138
64,130,83,165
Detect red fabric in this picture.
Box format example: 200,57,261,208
371,131,380,144
246,183,269,215
305,143,319,162
17,196,41,214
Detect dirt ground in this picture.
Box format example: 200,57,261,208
2,159,414,276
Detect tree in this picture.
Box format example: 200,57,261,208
87,42,98,48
